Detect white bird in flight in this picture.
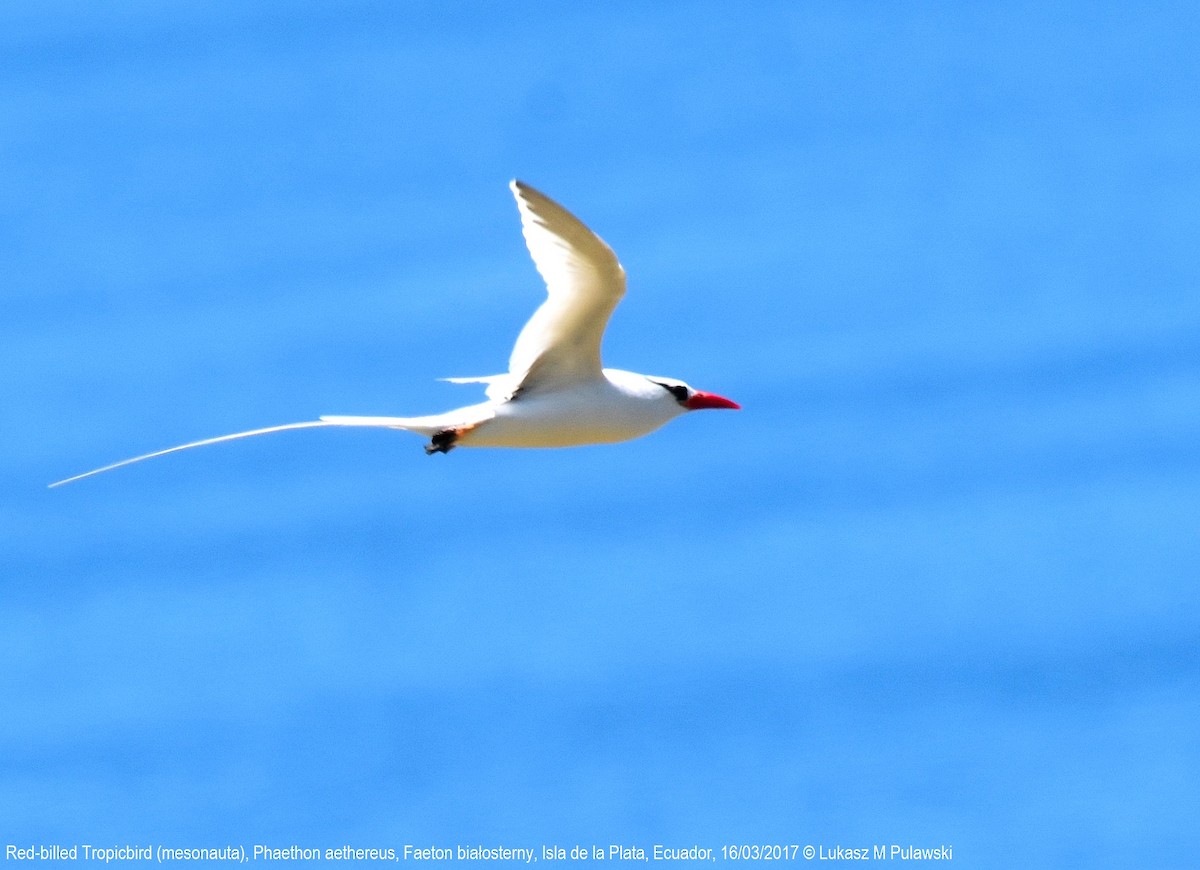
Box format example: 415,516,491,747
51,181,739,487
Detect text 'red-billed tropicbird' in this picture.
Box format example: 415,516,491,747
50,181,739,487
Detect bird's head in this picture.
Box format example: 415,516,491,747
648,377,741,411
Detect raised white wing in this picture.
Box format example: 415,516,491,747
507,180,626,394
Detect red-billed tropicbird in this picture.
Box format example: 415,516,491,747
51,181,739,487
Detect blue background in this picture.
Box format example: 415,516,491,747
4,2,1198,866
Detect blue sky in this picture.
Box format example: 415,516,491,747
4,2,1199,866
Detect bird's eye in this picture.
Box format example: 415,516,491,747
652,381,690,403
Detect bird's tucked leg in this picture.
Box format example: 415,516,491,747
425,428,461,455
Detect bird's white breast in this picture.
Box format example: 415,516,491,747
461,369,684,448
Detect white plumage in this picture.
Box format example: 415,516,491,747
51,181,738,487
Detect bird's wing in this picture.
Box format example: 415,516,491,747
439,374,515,401
48,410,493,487
506,180,626,395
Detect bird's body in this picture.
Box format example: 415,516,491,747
470,368,687,448
52,181,738,487
333,368,689,451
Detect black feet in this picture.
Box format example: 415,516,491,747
425,429,459,455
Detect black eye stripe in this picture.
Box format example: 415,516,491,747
652,380,689,403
